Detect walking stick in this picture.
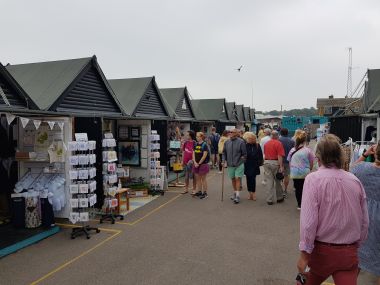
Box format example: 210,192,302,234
221,165,225,202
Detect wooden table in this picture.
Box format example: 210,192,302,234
115,188,130,215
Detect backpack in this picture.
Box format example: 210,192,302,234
202,141,211,163
210,133,220,150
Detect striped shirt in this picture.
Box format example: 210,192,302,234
299,166,369,254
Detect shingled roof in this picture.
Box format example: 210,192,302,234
160,87,195,120
235,104,245,122
191,98,228,121
109,76,169,118
243,106,251,122
0,63,38,110
250,108,255,121
225,102,238,122
6,56,123,115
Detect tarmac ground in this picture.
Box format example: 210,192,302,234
0,168,377,285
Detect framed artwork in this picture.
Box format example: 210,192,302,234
118,126,129,140
130,127,140,139
118,141,141,166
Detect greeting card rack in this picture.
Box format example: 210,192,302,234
68,133,100,239
100,133,124,224
150,130,164,195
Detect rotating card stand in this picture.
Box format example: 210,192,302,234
150,131,165,195
68,134,100,239
100,134,124,224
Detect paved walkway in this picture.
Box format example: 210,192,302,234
0,169,376,284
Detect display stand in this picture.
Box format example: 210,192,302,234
168,140,185,187
68,133,100,239
150,131,165,195
100,133,124,224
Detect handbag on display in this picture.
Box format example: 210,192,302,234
173,162,184,172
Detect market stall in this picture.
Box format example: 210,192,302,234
243,106,252,131
1,62,73,255
160,87,196,183
191,98,232,134
235,104,245,130
109,76,170,192
3,56,126,241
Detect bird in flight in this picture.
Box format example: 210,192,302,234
236,65,243,72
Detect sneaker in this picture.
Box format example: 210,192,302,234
218,171,223,174
200,192,208,199
193,191,202,197
230,193,236,200
283,191,288,199
234,196,240,204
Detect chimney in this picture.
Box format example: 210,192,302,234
328,94,334,99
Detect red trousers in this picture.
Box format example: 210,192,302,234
306,242,359,285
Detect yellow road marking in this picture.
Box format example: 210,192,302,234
30,171,217,283
30,230,121,285
117,194,181,226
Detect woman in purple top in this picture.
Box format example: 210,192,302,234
288,131,314,210
297,134,368,285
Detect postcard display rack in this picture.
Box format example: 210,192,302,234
100,133,124,224
68,133,100,239
150,131,165,195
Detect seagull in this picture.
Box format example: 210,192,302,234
236,65,243,72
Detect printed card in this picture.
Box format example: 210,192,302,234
69,184,79,194
79,212,89,222
79,183,89,194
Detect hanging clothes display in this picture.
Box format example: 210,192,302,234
349,141,376,167
48,141,66,163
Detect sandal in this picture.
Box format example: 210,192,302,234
181,190,189,194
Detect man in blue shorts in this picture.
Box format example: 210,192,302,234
223,129,247,204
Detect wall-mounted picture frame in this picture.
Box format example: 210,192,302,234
118,126,129,140
118,141,141,166
130,127,140,139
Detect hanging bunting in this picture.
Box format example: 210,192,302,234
47,121,55,130
33,119,42,130
20,117,30,128
5,113,16,125
57,121,64,130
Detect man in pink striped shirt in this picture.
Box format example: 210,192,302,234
297,135,369,285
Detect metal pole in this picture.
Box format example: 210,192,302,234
221,165,225,201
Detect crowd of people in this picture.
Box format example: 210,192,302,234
179,125,379,285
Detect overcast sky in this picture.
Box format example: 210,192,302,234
2,0,380,111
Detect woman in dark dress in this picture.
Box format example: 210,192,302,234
243,132,263,201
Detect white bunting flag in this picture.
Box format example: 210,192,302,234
47,121,55,130
20,117,30,128
57,121,64,130
5,113,16,125
33,120,42,130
